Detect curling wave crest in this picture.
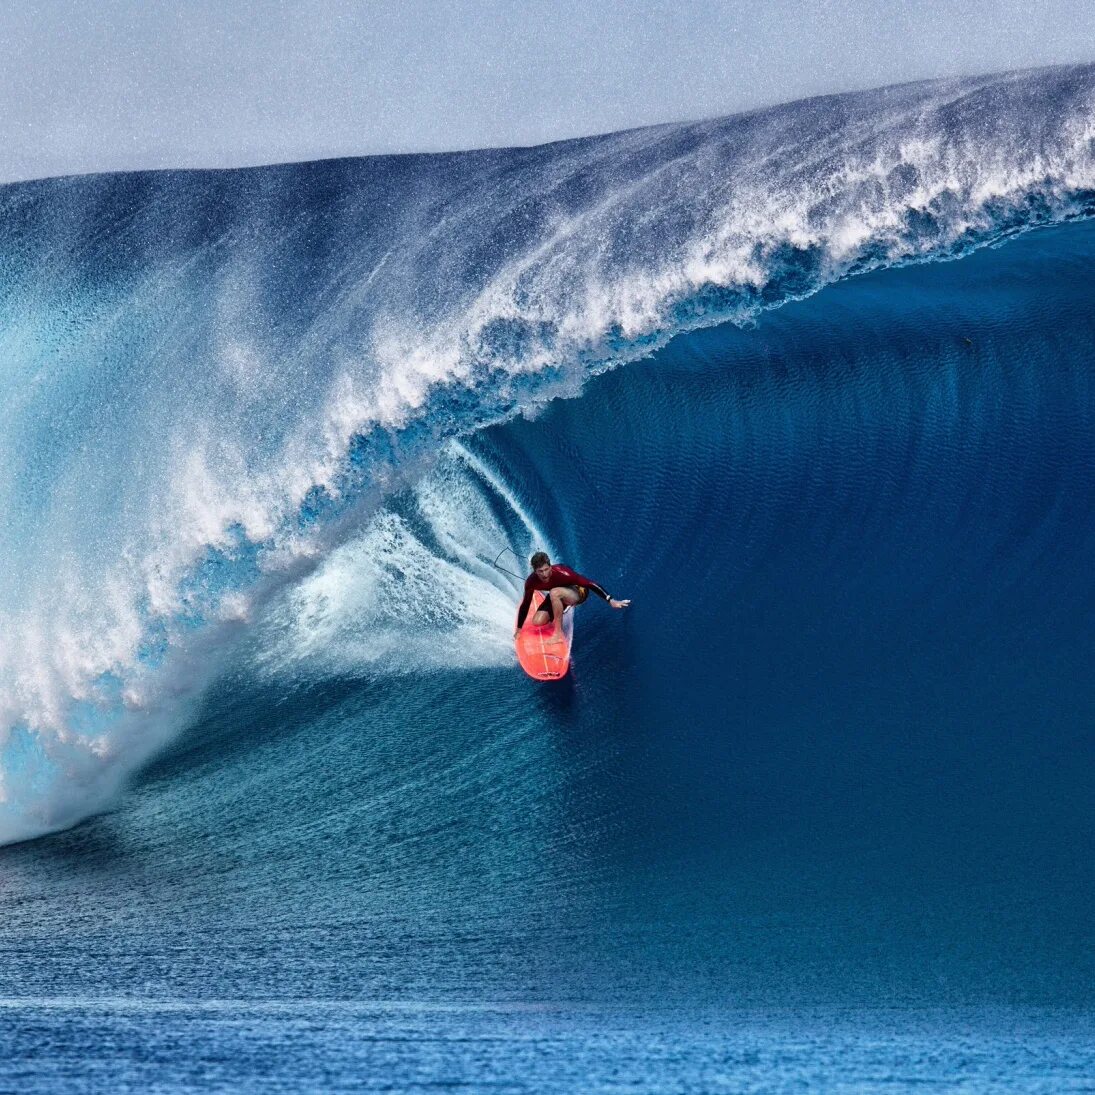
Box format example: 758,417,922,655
1,63,1093,843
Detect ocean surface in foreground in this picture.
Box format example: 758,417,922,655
2,1002,1092,1092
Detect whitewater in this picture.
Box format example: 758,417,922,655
1,62,1093,844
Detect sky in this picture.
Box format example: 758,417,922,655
1,0,1093,183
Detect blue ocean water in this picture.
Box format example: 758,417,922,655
1,65,1094,1090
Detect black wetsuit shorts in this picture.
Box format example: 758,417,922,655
536,584,588,621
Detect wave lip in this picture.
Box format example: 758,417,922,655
2,63,1095,844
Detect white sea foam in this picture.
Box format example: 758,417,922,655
248,443,546,680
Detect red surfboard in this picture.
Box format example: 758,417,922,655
515,591,575,680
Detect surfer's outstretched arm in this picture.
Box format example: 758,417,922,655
553,565,630,609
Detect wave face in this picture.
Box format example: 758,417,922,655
1,208,1092,1034
1,63,1094,844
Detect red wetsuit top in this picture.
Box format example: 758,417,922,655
516,565,611,629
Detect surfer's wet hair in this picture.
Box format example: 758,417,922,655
530,551,550,569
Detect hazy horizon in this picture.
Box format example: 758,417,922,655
1,1,1093,184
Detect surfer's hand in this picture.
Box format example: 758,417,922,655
609,598,630,609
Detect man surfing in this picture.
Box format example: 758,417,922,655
514,552,630,640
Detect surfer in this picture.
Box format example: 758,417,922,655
514,552,630,638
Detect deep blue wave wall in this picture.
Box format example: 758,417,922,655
2,62,1094,842
2,218,1091,1019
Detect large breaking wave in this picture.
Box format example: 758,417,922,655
1,62,1094,843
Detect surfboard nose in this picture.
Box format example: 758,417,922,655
515,591,575,680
